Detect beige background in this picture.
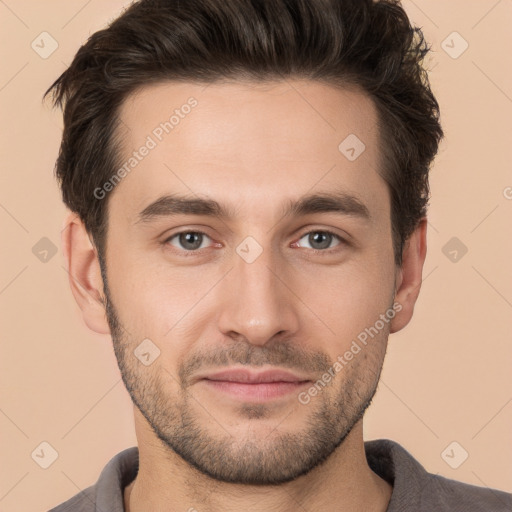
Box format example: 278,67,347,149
1,1,511,510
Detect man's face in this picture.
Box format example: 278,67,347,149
101,80,398,484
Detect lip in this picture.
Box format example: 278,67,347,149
197,368,312,402
199,368,311,384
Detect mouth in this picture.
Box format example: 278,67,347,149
198,368,312,402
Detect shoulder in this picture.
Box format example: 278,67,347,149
365,439,512,512
48,485,96,512
423,471,512,511
47,447,138,512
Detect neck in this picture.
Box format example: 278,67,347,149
124,410,392,512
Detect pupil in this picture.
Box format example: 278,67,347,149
181,232,201,250
311,232,330,249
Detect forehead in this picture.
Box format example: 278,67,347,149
112,79,386,223
118,79,378,150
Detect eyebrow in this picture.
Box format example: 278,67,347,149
136,191,371,224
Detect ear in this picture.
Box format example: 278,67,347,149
389,217,427,333
61,211,110,335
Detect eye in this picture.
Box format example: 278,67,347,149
163,228,346,256
294,230,344,252
164,231,212,252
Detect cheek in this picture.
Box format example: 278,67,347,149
107,252,218,343
306,255,395,350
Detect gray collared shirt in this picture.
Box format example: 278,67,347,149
49,439,512,511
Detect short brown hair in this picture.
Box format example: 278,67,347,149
44,0,443,266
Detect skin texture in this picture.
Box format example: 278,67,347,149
62,79,427,511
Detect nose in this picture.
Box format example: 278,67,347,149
217,241,300,347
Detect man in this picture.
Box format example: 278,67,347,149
45,0,511,510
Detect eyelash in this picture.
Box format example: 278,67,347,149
162,229,347,257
